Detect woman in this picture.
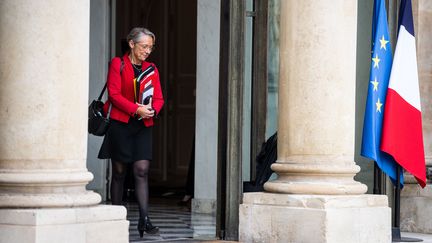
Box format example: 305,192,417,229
102,27,163,237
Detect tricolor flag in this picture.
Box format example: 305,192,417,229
361,0,402,185
381,0,426,188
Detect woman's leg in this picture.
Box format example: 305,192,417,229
111,160,127,205
133,159,150,218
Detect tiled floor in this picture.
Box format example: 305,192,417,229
126,198,216,243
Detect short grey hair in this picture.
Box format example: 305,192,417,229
126,27,156,44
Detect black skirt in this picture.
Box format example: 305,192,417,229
98,118,152,163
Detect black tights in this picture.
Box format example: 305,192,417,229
111,160,151,218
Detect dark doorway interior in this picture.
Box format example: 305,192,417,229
115,0,197,196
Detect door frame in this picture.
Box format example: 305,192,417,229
217,0,268,240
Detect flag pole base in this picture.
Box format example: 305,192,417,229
392,227,423,242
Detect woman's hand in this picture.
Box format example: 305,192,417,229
136,98,154,119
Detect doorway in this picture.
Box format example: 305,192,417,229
115,0,197,192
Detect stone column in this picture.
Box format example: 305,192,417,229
400,0,432,234
239,1,391,242
0,1,128,243
264,0,367,195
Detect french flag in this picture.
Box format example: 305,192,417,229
381,0,426,188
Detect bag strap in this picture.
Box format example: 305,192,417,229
97,57,125,101
107,103,113,119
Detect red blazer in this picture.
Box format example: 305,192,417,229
103,53,164,127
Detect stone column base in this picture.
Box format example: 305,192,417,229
401,184,432,233
0,205,129,243
239,192,391,243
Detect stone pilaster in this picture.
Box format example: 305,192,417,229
194,0,221,215
239,1,390,242
400,0,432,234
0,1,128,242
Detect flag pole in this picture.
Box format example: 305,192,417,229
373,161,383,194
391,165,422,242
392,164,401,241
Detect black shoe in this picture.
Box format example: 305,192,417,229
138,216,159,237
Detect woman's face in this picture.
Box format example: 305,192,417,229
130,35,154,62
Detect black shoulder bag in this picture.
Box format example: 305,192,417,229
88,58,124,136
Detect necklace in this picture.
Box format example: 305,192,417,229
129,54,142,71
132,63,142,72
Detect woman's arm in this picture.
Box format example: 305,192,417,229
107,57,139,116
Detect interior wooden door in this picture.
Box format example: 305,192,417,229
158,0,197,188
